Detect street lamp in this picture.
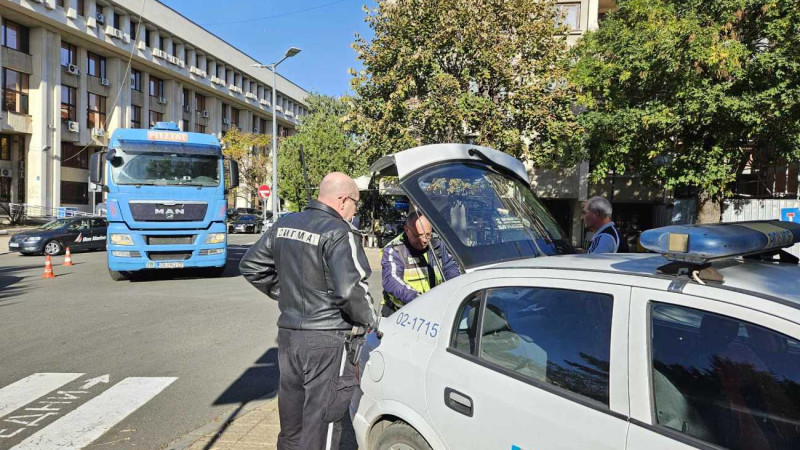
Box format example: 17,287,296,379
253,46,302,222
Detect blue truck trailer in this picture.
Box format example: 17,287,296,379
89,122,239,281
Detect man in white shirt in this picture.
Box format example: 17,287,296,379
582,196,628,253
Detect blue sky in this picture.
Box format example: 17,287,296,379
160,0,374,97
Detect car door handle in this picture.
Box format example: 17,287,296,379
444,387,473,417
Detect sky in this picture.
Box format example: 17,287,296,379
159,0,374,97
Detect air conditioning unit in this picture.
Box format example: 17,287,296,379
67,121,80,132
92,127,105,137
0,168,12,178
67,64,80,75
122,33,131,44
157,97,168,104
178,60,185,68
183,105,191,113
245,92,257,100
222,118,230,125
96,12,105,24
105,25,115,35
100,77,110,86
259,98,269,106
113,29,124,39
167,55,176,64
201,110,209,118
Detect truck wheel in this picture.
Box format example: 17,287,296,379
375,422,432,450
108,269,130,281
43,240,63,256
205,265,226,277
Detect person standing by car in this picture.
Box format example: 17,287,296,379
582,196,628,253
239,172,376,450
380,212,461,317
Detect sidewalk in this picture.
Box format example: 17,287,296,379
176,247,383,450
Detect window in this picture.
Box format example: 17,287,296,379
1,20,29,53
91,218,107,228
0,177,10,202
2,68,29,114
452,287,613,406
651,302,800,449
61,142,88,169
172,43,178,57
56,0,65,7
130,69,142,91
144,28,151,48
61,42,77,67
149,76,163,98
113,12,121,31
0,136,10,160
130,105,141,128
77,0,85,16
195,124,206,134
87,92,106,129
129,21,136,40
195,94,206,112
61,86,77,121
61,181,89,204
148,110,163,127
231,108,240,129
182,88,188,107
556,3,581,32
158,35,165,51
87,52,106,78
260,118,268,134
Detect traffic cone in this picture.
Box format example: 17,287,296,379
63,247,74,266
42,255,56,279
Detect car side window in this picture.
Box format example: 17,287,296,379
650,302,800,450
68,219,90,230
451,287,613,406
91,218,106,228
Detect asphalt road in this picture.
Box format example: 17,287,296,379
0,233,381,449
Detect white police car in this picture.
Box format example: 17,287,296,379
351,144,800,450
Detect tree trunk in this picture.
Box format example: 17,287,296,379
695,191,722,224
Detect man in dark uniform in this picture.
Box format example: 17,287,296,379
240,172,377,450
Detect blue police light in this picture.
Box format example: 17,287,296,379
640,220,800,263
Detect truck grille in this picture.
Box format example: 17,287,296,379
147,251,193,261
129,202,207,222
146,235,196,245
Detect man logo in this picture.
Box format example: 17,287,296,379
154,208,185,220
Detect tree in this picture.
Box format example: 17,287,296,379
347,0,581,165
221,127,272,207
279,94,367,211
571,0,800,222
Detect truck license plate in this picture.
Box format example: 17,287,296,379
158,262,184,268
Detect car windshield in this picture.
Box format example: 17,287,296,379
238,215,257,221
403,162,573,269
110,148,220,186
39,219,70,230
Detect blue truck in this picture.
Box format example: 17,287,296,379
89,122,239,281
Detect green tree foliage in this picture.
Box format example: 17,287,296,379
221,127,272,205
279,94,366,211
571,0,800,221
348,0,581,165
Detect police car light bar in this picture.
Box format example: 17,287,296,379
639,220,800,264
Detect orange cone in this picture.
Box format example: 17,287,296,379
63,247,74,266
42,255,56,279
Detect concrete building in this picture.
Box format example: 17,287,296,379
0,0,308,215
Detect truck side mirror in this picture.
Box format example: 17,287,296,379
90,152,104,184
228,160,240,190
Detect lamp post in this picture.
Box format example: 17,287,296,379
253,47,301,222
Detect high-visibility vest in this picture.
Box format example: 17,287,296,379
381,233,444,310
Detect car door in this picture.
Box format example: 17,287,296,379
90,218,108,249
424,275,631,450
65,218,92,250
627,288,800,450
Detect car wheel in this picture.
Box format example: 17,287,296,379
108,269,130,281
43,240,63,256
375,422,432,450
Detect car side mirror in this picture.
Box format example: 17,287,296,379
226,159,240,193
90,152,104,184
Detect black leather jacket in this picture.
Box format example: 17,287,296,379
239,200,377,330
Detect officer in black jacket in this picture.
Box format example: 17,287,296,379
240,172,376,450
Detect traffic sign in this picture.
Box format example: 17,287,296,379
258,185,271,199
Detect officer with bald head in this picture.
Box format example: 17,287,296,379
240,172,376,450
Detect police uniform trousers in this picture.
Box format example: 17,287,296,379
277,328,357,450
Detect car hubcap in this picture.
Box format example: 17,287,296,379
388,444,414,450
45,242,60,254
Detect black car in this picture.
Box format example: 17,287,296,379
230,214,262,234
8,217,108,256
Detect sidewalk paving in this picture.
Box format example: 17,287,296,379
175,246,384,450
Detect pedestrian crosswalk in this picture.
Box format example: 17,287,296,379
0,373,177,449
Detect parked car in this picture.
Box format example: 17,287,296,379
8,217,108,256
231,214,262,234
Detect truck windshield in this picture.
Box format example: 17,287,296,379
110,149,220,186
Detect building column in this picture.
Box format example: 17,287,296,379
121,14,131,42
187,49,196,68
67,0,78,19
136,22,146,50
106,57,126,133
197,54,206,74
587,0,600,31
165,80,180,123
163,36,173,56
210,97,222,135
208,59,217,79
142,72,150,127
149,30,159,50
86,0,97,28
188,90,197,131
28,27,60,210
176,43,185,64
77,46,88,144
226,67,233,86
102,4,114,35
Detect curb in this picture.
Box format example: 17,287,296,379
166,390,278,450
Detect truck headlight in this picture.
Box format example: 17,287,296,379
205,233,226,244
24,237,42,242
110,234,135,246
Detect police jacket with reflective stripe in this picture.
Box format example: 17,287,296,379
239,200,376,330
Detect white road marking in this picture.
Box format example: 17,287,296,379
11,377,177,449
0,373,84,419
78,375,109,390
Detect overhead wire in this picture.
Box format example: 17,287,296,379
200,0,351,26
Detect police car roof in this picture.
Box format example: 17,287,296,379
493,253,800,308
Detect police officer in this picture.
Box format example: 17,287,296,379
380,212,460,316
582,195,628,253
240,172,376,450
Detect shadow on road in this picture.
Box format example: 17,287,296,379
0,264,40,301
128,243,252,282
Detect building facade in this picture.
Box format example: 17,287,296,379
0,0,308,215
